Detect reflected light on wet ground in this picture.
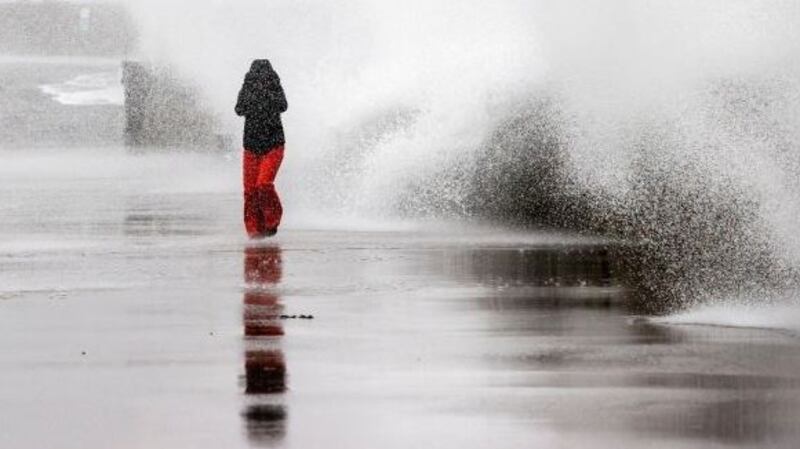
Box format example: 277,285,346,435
1,175,800,448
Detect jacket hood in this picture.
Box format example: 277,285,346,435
249,59,274,74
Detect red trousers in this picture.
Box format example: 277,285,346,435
243,146,284,237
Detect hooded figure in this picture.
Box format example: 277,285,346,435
236,59,288,153
236,59,288,238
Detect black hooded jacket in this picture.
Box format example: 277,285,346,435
235,60,288,153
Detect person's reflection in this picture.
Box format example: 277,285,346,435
242,245,287,444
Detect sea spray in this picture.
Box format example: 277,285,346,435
121,0,800,311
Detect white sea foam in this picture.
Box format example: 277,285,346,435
657,299,800,334
39,71,124,106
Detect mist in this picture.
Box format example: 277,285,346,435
120,0,799,214
6,2,800,446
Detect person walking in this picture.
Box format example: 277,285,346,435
236,59,288,238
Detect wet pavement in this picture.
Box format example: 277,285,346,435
2,166,800,449
2,55,800,449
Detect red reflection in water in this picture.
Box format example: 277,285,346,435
244,290,284,337
242,245,287,442
245,349,287,395
245,245,283,285
243,245,286,392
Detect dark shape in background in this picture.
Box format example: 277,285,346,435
121,60,233,151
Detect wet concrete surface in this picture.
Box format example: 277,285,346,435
2,174,800,449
